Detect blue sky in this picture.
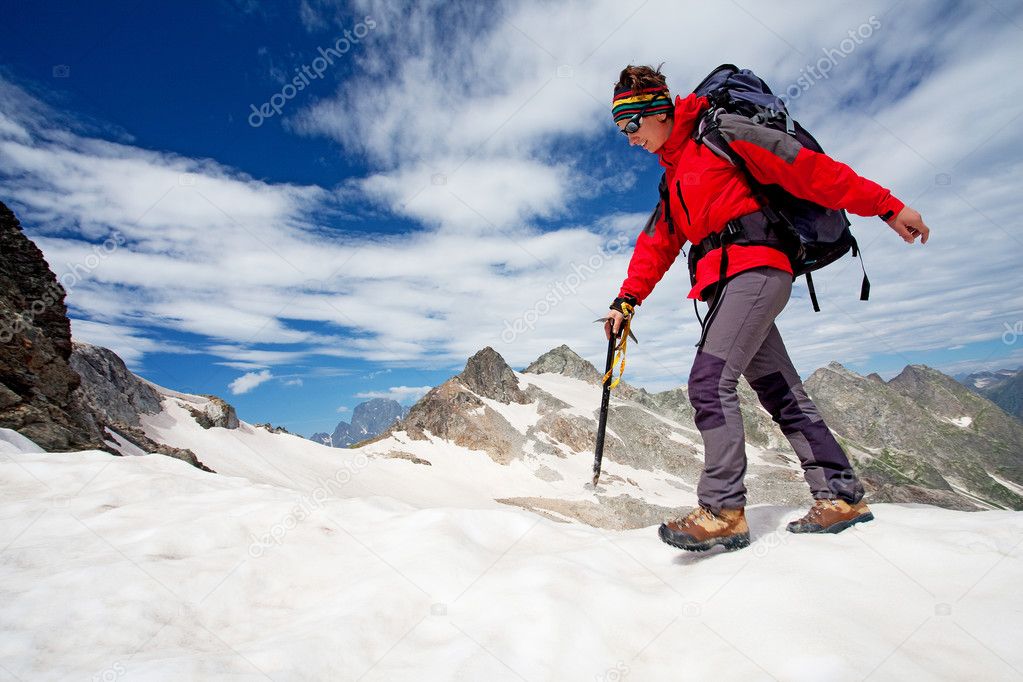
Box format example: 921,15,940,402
1,0,1022,437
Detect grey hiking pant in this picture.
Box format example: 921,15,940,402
688,266,865,513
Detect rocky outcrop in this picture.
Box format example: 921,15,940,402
0,200,218,471
458,346,528,404
70,341,162,426
396,379,526,465
254,423,292,435
524,344,602,384
186,395,239,430
0,200,105,451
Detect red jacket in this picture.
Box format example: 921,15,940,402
618,93,905,302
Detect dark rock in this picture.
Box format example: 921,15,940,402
0,200,105,451
254,422,292,435
458,346,528,404
393,378,526,464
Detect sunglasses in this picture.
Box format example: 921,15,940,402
619,96,661,135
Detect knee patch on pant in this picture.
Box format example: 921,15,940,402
689,351,728,431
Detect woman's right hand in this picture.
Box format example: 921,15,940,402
604,310,625,340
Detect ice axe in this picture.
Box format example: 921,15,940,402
591,307,636,487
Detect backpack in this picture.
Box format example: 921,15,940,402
689,63,869,312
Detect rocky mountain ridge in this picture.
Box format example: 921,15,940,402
310,397,408,447
961,367,1023,422
376,345,1023,521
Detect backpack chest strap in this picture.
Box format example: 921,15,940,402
688,209,789,265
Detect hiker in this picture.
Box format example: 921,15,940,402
603,64,929,552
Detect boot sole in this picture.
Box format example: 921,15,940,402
658,524,751,552
787,511,874,535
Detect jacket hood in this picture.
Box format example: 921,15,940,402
657,92,709,161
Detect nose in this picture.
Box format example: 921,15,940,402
628,133,641,147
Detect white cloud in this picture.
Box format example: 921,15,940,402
229,369,274,395
335,405,349,413
283,378,304,387
2,1,1022,393
354,386,433,402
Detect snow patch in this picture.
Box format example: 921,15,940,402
0,428,44,455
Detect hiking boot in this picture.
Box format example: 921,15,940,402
786,499,874,534
658,506,750,552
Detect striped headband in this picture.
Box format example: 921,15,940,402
612,86,673,124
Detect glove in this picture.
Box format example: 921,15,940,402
609,295,637,315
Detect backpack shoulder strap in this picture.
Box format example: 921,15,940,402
713,113,802,164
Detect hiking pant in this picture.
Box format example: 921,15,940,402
688,266,865,512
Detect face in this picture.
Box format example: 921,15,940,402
617,113,673,153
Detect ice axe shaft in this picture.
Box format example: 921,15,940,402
592,328,618,486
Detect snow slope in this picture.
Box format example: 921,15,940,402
2,437,1022,681
135,371,808,520
3,374,1021,680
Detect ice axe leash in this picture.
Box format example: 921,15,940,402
591,303,637,486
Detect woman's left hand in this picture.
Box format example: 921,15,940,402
886,206,930,244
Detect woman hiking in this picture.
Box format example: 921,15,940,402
604,65,930,552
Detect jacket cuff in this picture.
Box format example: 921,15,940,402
878,195,905,223
612,293,639,310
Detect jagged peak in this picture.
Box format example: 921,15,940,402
458,346,527,404
812,361,865,382
524,344,601,384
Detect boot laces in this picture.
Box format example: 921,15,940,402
808,499,838,519
678,506,714,527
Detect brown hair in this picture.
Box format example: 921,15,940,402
614,63,668,95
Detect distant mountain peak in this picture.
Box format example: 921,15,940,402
318,397,407,447
524,345,602,384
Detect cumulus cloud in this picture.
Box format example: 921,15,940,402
229,369,275,395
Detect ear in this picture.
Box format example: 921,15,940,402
656,113,669,122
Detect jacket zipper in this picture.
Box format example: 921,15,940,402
675,180,692,226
